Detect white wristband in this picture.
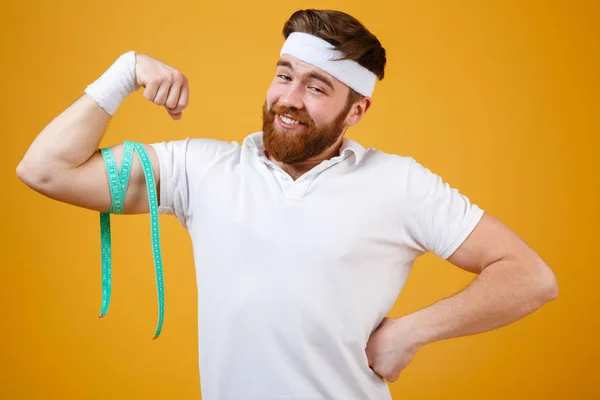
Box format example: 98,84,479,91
84,50,140,116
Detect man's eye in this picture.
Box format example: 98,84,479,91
278,75,291,81
309,87,323,93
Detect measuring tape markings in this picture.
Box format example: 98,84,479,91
99,141,165,339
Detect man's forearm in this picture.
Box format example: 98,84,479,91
17,51,137,181
18,94,110,177
402,257,558,347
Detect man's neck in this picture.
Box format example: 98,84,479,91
268,134,345,180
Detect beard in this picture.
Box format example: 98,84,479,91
261,100,352,164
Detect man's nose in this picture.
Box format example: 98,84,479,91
279,84,304,110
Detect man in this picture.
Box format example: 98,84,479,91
17,8,557,400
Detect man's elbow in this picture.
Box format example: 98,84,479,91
535,262,559,304
16,159,57,196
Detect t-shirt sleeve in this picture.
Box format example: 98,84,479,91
403,158,485,260
149,138,236,230
149,138,193,229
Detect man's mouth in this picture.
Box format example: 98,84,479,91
276,114,306,129
280,114,302,125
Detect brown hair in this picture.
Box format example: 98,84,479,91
282,9,387,104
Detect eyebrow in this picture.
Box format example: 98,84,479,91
276,59,335,91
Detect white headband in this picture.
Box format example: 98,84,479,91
280,32,377,97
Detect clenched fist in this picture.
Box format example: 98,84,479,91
135,54,189,120
366,317,423,382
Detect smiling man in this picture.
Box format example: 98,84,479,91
262,51,369,169
17,8,558,400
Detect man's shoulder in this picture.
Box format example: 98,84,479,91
150,137,240,171
152,136,238,150
186,137,240,152
187,131,265,155
360,145,416,170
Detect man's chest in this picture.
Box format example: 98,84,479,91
188,167,414,282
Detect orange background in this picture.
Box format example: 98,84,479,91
1,0,598,399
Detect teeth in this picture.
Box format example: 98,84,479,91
280,115,300,125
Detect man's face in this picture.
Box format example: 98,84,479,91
262,55,354,164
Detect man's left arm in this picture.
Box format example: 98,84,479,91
366,212,558,382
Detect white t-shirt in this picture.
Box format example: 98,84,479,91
149,132,484,400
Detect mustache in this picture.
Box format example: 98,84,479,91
268,104,314,127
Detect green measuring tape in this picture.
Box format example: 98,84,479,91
98,141,165,339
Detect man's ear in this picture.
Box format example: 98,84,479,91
345,97,372,127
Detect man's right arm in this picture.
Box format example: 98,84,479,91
16,52,189,214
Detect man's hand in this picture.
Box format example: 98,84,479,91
366,317,422,383
135,54,189,120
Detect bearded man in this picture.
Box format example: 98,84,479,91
17,8,558,400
